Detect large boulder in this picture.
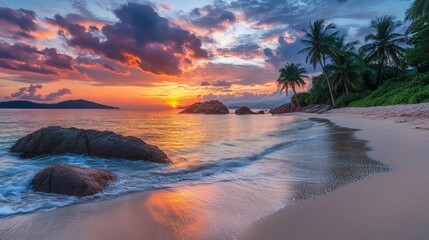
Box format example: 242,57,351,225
31,163,115,196
304,104,333,114
235,106,254,115
234,106,265,115
179,100,229,114
269,103,333,114
269,103,301,114
11,126,171,163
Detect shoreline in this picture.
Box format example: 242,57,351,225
0,104,428,239
241,104,429,240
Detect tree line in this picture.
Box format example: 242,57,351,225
277,0,429,108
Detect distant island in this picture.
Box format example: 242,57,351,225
0,100,118,109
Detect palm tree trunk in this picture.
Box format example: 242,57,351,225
292,87,301,108
344,80,350,95
379,54,385,83
319,59,337,107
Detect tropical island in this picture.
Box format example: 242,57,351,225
0,99,118,109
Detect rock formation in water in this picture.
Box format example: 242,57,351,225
269,103,333,114
31,163,115,196
235,106,265,115
11,126,171,163
179,100,229,114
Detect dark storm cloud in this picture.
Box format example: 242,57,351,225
0,41,74,75
47,3,208,75
0,7,38,39
189,3,236,30
7,84,72,101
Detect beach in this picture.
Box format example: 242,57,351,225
243,103,429,240
0,104,428,240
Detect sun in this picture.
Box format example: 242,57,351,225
172,104,176,108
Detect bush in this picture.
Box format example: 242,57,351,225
349,72,429,107
336,91,370,107
291,92,311,106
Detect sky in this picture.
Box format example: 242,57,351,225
0,0,411,109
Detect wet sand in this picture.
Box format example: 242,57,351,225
242,110,429,240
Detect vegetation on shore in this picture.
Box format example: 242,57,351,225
277,0,429,108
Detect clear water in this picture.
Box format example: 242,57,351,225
0,109,391,222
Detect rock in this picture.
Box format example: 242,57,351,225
235,106,254,115
234,106,266,115
11,126,171,163
304,104,333,114
269,103,333,114
269,103,301,114
179,100,229,114
31,163,115,196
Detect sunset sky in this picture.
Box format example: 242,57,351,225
0,0,410,109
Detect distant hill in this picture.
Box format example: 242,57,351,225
0,100,118,109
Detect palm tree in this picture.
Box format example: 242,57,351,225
359,16,406,83
326,52,364,96
298,19,338,107
405,0,429,22
277,63,308,108
327,36,363,95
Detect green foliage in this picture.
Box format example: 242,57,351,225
359,16,406,82
336,91,370,107
305,75,331,105
349,73,429,106
299,19,338,106
405,17,429,72
291,92,311,107
405,0,429,21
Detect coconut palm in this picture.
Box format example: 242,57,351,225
326,36,363,95
277,63,308,108
405,0,429,22
298,19,338,107
326,52,365,96
359,16,406,83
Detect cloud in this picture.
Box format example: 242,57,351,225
0,41,74,75
202,91,290,108
0,7,37,39
47,3,208,76
201,81,211,86
201,79,232,87
7,84,72,101
75,56,130,75
188,3,236,31
264,35,308,69
217,40,262,60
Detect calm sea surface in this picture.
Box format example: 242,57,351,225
0,109,391,237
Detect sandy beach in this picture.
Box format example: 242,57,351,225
242,103,429,240
0,104,428,240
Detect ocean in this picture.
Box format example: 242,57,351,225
0,109,391,238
